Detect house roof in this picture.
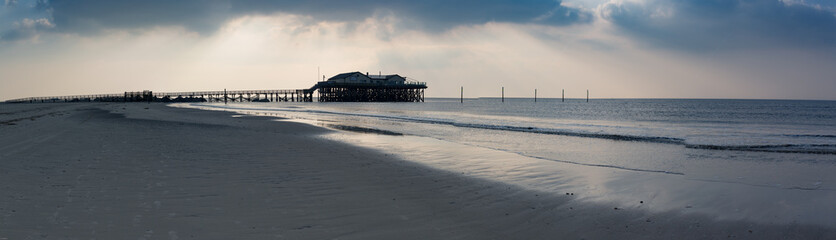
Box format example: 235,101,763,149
328,71,363,80
328,72,405,81
369,74,403,80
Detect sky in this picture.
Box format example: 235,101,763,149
1,0,835,100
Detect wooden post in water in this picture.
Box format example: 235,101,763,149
502,87,504,102
534,89,537,102
562,89,565,102
587,89,589,102
460,86,463,103
224,89,228,104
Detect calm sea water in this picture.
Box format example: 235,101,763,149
179,98,836,225
192,98,836,151
184,98,836,175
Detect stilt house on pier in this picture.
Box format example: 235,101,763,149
312,71,426,102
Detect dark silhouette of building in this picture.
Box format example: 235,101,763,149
313,71,426,102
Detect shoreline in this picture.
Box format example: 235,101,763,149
1,103,834,239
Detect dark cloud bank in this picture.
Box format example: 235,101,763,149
3,0,836,52
601,0,836,50
44,0,591,34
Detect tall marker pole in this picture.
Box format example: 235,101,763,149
562,89,565,102
460,86,463,103
587,89,589,102
535,89,537,102
502,87,504,102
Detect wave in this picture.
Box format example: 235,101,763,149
685,144,836,155
521,154,684,175
323,124,404,136
450,123,686,144
783,134,836,139
190,103,835,155
295,108,688,144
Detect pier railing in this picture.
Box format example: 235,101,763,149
312,81,427,89
6,82,425,103
6,89,315,103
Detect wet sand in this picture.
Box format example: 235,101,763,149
0,103,834,239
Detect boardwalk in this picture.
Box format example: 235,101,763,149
5,72,427,103
6,89,314,103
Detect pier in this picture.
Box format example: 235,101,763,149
5,71,426,103
314,82,426,102
6,89,314,103
314,72,426,102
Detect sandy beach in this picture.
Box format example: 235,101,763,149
1,103,834,239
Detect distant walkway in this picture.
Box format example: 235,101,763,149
7,72,427,103
5,89,314,103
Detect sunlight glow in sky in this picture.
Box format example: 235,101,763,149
1,0,835,100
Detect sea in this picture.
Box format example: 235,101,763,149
176,98,836,225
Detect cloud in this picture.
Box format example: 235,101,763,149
37,0,590,35
0,17,53,41
0,0,52,42
600,0,836,51
780,0,836,10
2,10,835,100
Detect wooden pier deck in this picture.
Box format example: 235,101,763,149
5,77,426,103
5,89,315,103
